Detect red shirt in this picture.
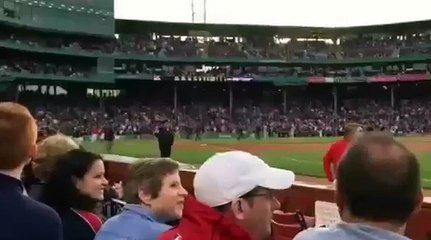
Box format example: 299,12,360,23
159,197,252,240
323,139,350,182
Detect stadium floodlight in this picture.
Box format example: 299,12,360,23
191,0,195,23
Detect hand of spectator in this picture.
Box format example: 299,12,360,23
111,181,123,199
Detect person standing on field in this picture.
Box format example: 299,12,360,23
295,132,422,240
155,124,174,158
323,123,364,182
103,124,115,153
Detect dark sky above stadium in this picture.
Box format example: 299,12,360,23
115,0,431,27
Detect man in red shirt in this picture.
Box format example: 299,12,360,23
323,123,364,182
159,151,295,240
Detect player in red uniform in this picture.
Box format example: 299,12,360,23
323,123,364,182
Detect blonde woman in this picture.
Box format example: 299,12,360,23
27,134,80,199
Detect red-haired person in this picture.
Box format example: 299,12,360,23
0,102,62,240
323,123,363,182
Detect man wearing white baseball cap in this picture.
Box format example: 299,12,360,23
159,151,295,240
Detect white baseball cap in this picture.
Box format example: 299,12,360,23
194,151,295,207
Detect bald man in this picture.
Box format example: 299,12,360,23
295,132,422,240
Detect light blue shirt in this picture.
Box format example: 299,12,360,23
95,204,172,240
294,223,411,240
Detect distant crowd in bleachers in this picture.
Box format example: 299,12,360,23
2,29,431,60
17,91,431,138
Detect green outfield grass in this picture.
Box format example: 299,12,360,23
81,137,431,189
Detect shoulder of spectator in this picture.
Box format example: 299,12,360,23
157,227,178,240
27,197,62,222
95,230,136,240
99,212,171,238
28,199,63,239
293,227,328,240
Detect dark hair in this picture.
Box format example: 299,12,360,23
337,132,421,223
214,187,263,213
40,149,103,214
123,158,179,204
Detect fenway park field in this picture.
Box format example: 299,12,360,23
81,136,431,190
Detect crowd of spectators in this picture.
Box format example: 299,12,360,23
0,59,90,77
2,29,431,61
0,57,428,82
19,91,431,138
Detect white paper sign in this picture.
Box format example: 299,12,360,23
315,201,341,227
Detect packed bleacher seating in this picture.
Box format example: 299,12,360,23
14,91,431,138
3,24,431,60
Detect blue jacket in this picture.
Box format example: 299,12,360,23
294,223,411,240
95,204,172,240
0,173,62,240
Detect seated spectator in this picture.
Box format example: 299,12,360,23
0,102,62,240
26,134,79,199
159,151,295,240
40,149,109,240
24,134,121,202
294,132,422,240
95,158,187,240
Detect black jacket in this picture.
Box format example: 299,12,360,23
0,173,62,240
156,128,174,147
60,209,103,240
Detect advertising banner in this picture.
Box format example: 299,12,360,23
368,74,431,82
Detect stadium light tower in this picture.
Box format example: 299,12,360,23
203,0,207,23
191,0,195,23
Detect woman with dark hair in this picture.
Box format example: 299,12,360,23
25,134,80,199
40,149,108,240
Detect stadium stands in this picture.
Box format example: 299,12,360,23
20,91,431,138
3,0,431,239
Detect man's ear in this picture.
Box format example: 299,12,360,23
230,199,248,220
138,189,153,206
28,144,37,164
413,190,424,215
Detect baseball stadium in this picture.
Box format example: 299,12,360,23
2,0,431,239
